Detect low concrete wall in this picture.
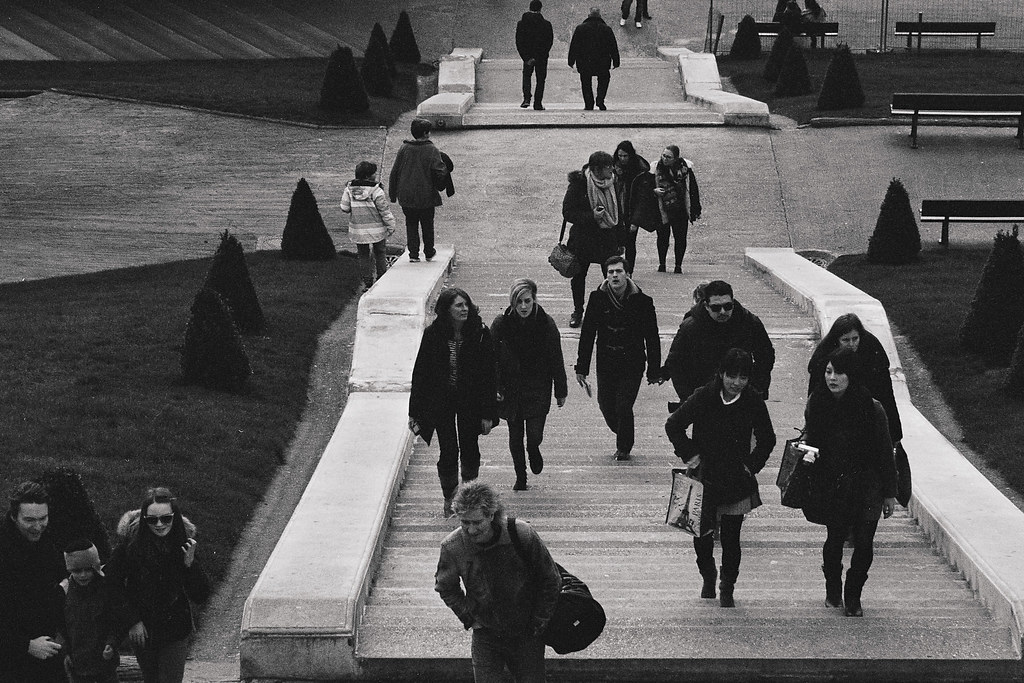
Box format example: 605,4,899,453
662,46,771,127
241,249,455,680
417,48,482,129
745,246,1024,657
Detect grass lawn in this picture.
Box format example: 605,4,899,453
718,49,1024,124
0,252,361,583
829,245,1024,498
0,58,425,126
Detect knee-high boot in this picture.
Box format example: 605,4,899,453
844,568,868,617
696,555,717,599
718,566,737,608
823,563,843,608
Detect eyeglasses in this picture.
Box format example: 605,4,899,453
707,302,734,313
144,514,174,526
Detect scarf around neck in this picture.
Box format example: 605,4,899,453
601,277,639,310
586,169,619,229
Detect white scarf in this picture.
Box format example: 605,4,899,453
586,170,619,229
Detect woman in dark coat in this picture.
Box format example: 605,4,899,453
105,487,210,683
652,145,701,274
563,150,622,328
803,347,898,617
612,141,652,274
665,348,776,608
409,288,498,517
491,279,569,491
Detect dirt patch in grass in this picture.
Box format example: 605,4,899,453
0,58,428,126
718,50,1024,124
829,245,1024,498
0,251,361,583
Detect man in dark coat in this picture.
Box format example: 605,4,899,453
575,255,661,460
0,482,68,683
662,279,775,403
515,0,554,110
567,7,620,111
388,117,450,263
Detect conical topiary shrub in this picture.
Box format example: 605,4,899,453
390,10,421,64
362,25,394,96
36,467,111,560
181,288,251,392
320,45,369,113
763,29,794,82
370,22,396,76
1006,322,1024,393
774,42,812,97
204,230,264,334
816,44,865,110
730,15,762,59
959,226,1024,356
867,178,921,264
281,178,336,261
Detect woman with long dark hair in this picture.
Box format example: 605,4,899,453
652,145,701,274
410,288,498,517
612,140,652,273
665,348,776,607
105,487,209,683
803,347,898,616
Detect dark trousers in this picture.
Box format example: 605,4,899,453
656,216,689,268
694,514,744,582
471,628,545,683
621,0,650,20
578,71,611,109
435,395,482,499
619,226,638,273
570,261,609,312
823,518,879,578
521,59,548,105
402,206,435,259
357,239,388,286
136,636,189,683
596,370,643,453
508,414,547,478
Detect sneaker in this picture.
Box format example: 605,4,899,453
636,21,642,28
619,17,626,26
520,99,530,108
425,250,436,261
409,256,421,263
614,450,631,461
569,310,583,328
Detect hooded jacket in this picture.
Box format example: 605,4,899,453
341,180,396,244
516,11,554,62
575,278,661,380
491,303,568,421
568,14,620,74
388,138,448,209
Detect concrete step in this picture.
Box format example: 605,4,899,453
0,24,58,60
123,0,274,59
71,3,223,60
171,0,319,58
0,1,114,60
9,0,166,60
462,102,726,129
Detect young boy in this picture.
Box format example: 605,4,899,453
57,539,133,683
341,160,396,290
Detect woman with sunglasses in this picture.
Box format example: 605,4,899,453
106,487,209,683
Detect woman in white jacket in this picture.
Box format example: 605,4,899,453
341,161,396,289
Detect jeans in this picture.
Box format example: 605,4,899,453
357,239,388,286
621,0,650,21
135,637,189,683
471,628,545,683
823,518,879,577
578,71,611,109
657,215,689,268
619,225,638,273
521,59,548,105
402,206,435,259
693,514,744,582
596,370,643,453
435,394,482,499
570,261,609,312
508,414,547,477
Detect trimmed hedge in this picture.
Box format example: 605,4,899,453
204,230,264,334
180,288,251,392
959,226,1024,356
320,45,369,113
867,178,921,264
817,44,865,110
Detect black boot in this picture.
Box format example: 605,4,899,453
695,553,717,599
511,449,528,491
718,580,735,608
844,569,867,617
823,563,843,608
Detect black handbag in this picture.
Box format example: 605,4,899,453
895,442,912,507
507,518,606,655
548,219,582,278
776,435,807,508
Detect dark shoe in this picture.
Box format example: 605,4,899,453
614,449,631,461
533,104,545,111
529,452,544,475
644,13,653,19
657,264,666,273
700,571,717,599
823,564,843,608
424,249,436,261
844,602,863,617
719,581,735,608
596,102,607,111
673,265,683,274
520,99,530,108
443,497,454,518
569,309,583,328
513,478,528,491
843,569,866,617
584,105,594,111
409,256,421,263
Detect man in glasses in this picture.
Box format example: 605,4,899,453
662,280,775,403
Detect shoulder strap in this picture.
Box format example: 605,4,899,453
558,218,568,244
507,517,526,561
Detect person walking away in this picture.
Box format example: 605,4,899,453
435,482,560,683
409,288,498,517
567,8,620,111
652,145,701,274
613,141,654,274
0,481,67,683
516,0,553,111
575,255,661,461
341,160,396,290
563,151,623,328
666,349,776,607
492,279,568,491
388,117,449,262
802,348,898,617
620,0,652,28
662,280,775,403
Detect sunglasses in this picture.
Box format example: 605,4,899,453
144,514,174,526
707,302,734,313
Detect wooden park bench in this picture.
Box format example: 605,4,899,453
920,200,1024,246
890,93,1024,149
894,20,995,50
753,21,839,48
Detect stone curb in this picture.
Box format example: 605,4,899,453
745,246,1024,658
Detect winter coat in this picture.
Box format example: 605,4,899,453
435,517,560,637
409,315,499,444
666,382,776,508
563,168,621,265
654,158,702,224
104,510,210,648
615,155,652,228
388,138,448,209
807,329,903,442
662,299,775,401
575,279,661,381
58,572,133,677
802,385,898,526
567,15,620,75
516,11,554,62
0,519,66,683
491,303,568,421
340,179,396,244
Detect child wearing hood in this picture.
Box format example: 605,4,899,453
341,160,396,290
